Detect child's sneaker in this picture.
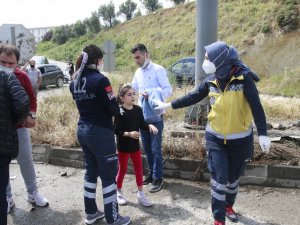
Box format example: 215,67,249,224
108,214,131,225
225,205,238,222
7,196,15,214
85,210,105,224
137,191,153,207
27,191,49,207
117,190,127,205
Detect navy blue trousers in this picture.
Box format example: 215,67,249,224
77,122,118,224
205,132,253,222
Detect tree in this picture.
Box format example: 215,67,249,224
52,25,71,45
42,30,53,42
73,20,87,37
170,0,185,5
140,0,162,13
134,9,142,18
98,1,116,27
83,11,101,33
118,0,137,21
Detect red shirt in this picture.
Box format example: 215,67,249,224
14,68,37,128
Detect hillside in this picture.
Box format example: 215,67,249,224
37,0,300,95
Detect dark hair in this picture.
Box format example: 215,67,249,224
117,83,134,104
130,43,148,54
75,44,103,71
0,44,20,62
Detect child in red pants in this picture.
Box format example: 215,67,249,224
114,83,157,207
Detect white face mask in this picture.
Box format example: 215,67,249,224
97,64,104,72
0,65,15,73
202,59,216,74
141,59,150,69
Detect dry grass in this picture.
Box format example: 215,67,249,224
31,73,300,151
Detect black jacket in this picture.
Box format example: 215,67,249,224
0,70,30,158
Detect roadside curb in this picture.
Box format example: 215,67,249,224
32,145,300,188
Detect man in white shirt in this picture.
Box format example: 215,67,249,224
21,60,42,96
131,43,172,193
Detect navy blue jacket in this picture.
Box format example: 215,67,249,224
70,68,120,129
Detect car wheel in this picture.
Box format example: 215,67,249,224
56,77,64,88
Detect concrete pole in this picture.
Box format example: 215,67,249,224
184,0,218,129
195,0,218,88
10,27,16,46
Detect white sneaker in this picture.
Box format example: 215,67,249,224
137,191,153,207
117,190,127,205
7,196,15,213
27,191,49,207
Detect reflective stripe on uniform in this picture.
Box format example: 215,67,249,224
84,181,97,189
103,183,116,194
227,179,239,188
211,178,226,191
84,190,96,199
211,190,225,201
104,194,117,205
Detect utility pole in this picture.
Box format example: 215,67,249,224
195,0,218,87
10,27,16,46
184,0,218,129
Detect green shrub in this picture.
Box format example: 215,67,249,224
276,1,299,31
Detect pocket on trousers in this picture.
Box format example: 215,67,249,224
207,151,214,173
104,153,119,177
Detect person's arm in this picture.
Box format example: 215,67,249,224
99,77,120,117
37,69,42,88
157,67,172,99
171,78,210,109
131,72,139,93
114,114,124,136
243,73,267,136
17,71,37,127
20,62,29,71
6,72,30,124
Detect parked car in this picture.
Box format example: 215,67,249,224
37,64,64,88
167,57,195,85
31,55,49,65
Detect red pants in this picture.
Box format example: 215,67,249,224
116,150,143,189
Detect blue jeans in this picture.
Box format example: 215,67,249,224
0,157,10,225
77,122,119,224
205,132,253,222
140,120,164,180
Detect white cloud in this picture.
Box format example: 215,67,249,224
0,0,174,28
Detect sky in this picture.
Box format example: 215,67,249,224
0,0,175,28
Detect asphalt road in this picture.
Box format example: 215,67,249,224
7,163,300,225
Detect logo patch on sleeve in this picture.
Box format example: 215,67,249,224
105,85,115,100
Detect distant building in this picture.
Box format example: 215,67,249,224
0,24,35,65
28,26,55,43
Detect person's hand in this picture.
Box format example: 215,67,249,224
24,115,36,128
141,92,148,99
154,100,171,111
149,124,158,134
259,136,271,154
128,131,140,139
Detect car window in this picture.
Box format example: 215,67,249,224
39,67,45,74
182,62,195,76
45,66,56,72
171,63,183,75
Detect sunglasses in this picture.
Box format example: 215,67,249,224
134,56,141,59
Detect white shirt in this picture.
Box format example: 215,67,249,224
26,67,42,87
132,62,172,100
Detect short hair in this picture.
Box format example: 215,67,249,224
0,44,20,62
130,43,148,54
